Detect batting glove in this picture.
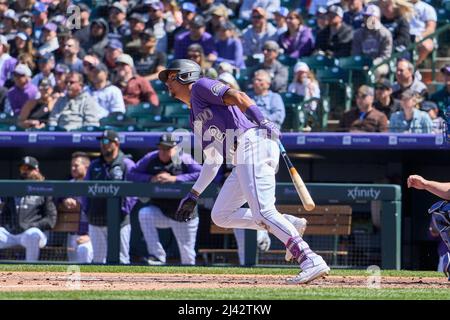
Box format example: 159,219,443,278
259,119,281,140
175,191,199,222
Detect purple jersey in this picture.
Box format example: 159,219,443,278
189,78,257,154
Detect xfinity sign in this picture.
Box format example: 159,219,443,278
347,187,381,200
88,184,120,197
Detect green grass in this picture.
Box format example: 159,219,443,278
0,264,443,278
0,288,449,300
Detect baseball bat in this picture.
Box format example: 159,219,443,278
278,141,315,211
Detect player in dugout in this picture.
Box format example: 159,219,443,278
158,59,329,284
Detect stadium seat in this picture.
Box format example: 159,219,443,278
0,112,17,125
126,103,160,118
163,103,189,117
316,67,352,115
72,126,103,132
278,54,298,66
150,79,166,93
298,55,338,71
99,112,137,128
158,90,178,105
230,18,250,31
280,92,305,131
136,115,175,131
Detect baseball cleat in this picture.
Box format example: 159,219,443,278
286,256,330,284
146,255,165,266
443,252,450,281
257,230,271,252
285,218,308,261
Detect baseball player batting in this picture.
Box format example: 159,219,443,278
158,59,330,284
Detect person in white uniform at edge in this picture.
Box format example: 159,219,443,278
159,59,330,284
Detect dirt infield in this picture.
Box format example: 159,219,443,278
0,272,449,291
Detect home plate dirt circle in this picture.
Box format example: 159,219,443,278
0,272,449,291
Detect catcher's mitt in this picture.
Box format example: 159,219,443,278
174,192,198,222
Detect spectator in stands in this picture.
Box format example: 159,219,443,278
241,7,277,57
0,35,17,87
31,2,48,46
272,7,289,37
5,64,38,116
31,53,56,87
0,0,9,18
82,54,100,86
61,37,83,73
315,6,329,33
430,65,450,115
174,15,217,62
344,0,366,29
339,85,389,132
127,133,201,265
215,21,245,70
84,130,136,264
288,61,321,111
255,41,288,93
1,9,17,39
409,0,437,67
48,71,103,130
145,0,174,53
218,71,240,90
123,13,148,58
72,3,91,49
352,4,393,79
53,63,69,99
207,5,230,35
170,2,197,50
162,0,183,27
134,29,167,82
18,77,56,129
108,2,130,39
315,5,354,57
373,78,401,118
239,0,280,20
420,100,443,134
392,58,428,99
248,69,286,128
197,0,216,19
83,18,109,59
378,0,413,54
186,43,218,79
54,25,72,63
37,22,59,56
279,10,315,59
10,32,35,58
0,156,57,262
115,54,159,107
309,0,331,16
87,63,126,118
389,89,433,133
104,39,123,71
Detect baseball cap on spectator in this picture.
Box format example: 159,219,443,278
14,64,32,77
357,85,374,97
106,39,123,51
218,72,239,89
18,16,33,28
441,64,450,75
97,130,120,143
263,40,279,52
420,100,438,112
252,7,266,18
116,54,134,68
78,3,91,13
157,133,179,148
32,2,47,15
129,13,148,23
363,4,381,18
38,52,55,63
212,5,229,17
55,63,70,74
190,15,206,28
149,1,164,11
375,78,392,90
93,62,108,73
111,2,127,13
181,2,196,13
4,9,17,22
400,89,417,100
15,32,28,41
327,5,344,18
218,61,234,74
274,6,289,18
19,156,39,170
38,77,52,89
43,22,57,32
294,61,310,73
83,55,99,66
317,6,327,15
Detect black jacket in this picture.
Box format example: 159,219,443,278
0,196,57,234
315,23,354,58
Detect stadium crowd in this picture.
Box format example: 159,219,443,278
0,0,446,133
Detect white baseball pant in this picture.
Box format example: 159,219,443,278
211,128,302,246
88,224,131,264
67,234,94,263
0,227,47,261
138,205,199,265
